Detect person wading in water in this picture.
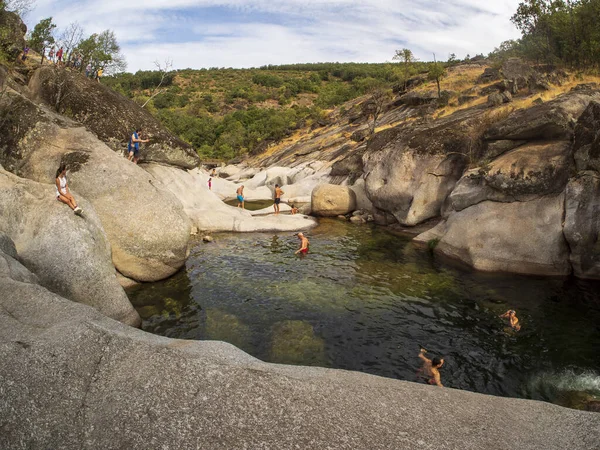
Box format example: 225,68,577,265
417,348,444,387
499,310,521,331
295,232,309,255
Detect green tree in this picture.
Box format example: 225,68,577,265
76,30,126,75
28,17,56,59
392,48,416,91
428,57,446,97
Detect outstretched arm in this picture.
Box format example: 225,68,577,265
418,348,430,363
433,371,443,387
499,311,510,318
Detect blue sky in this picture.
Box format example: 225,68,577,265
27,0,522,72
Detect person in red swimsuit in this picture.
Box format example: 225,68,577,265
295,232,309,255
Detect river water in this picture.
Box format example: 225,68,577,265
128,218,600,409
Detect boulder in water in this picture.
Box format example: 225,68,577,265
311,184,357,217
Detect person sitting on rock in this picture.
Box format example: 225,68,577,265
290,204,299,215
128,128,149,164
417,348,444,387
295,232,309,255
236,185,245,208
499,310,521,331
55,164,83,216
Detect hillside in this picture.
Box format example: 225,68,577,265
104,61,436,160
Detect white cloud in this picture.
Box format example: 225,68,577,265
27,0,523,71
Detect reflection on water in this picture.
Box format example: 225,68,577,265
128,219,600,408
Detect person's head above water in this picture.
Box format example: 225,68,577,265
297,232,304,238
431,357,444,368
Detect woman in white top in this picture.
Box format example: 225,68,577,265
55,164,83,215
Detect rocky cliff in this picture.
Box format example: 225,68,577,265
247,61,600,279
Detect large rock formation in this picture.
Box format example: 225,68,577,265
0,169,140,325
0,11,26,61
0,90,191,282
0,258,598,449
146,164,317,232
416,195,570,276
27,66,199,169
311,184,357,217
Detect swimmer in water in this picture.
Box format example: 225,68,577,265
294,232,309,255
417,348,444,387
499,310,521,331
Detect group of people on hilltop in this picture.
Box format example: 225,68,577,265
20,45,104,82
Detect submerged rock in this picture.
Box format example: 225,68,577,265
269,320,326,366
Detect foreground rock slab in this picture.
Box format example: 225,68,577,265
0,263,598,449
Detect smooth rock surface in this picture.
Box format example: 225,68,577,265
0,169,140,325
416,195,571,276
146,164,317,232
0,262,598,450
364,148,466,226
564,173,600,279
311,184,357,217
0,90,191,282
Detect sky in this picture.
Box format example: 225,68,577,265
26,0,523,72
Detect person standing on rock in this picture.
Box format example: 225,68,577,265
208,178,212,190
56,47,64,66
295,232,309,255
499,310,521,331
128,128,149,164
273,184,284,215
417,348,444,387
21,46,29,61
55,164,83,216
236,185,245,208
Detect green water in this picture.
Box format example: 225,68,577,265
128,219,600,408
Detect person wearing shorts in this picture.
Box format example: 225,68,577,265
273,184,284,215
236,185,245,209
128,128,149,164
55,164,83,215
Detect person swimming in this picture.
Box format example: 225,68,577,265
417,348,444,387
499,310,521,331
295,232,309,255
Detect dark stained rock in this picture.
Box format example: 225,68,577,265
350,128,369,142
398,90,437,106
484,90,600,141
501,57,533,81
458,95,477,105
573,101,600,172
448,141,573,212
482,139,527,160
27,66,200,169
564,172,600,279
0,11,26,61
477,67,501,84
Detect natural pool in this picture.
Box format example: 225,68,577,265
128,218,600,409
